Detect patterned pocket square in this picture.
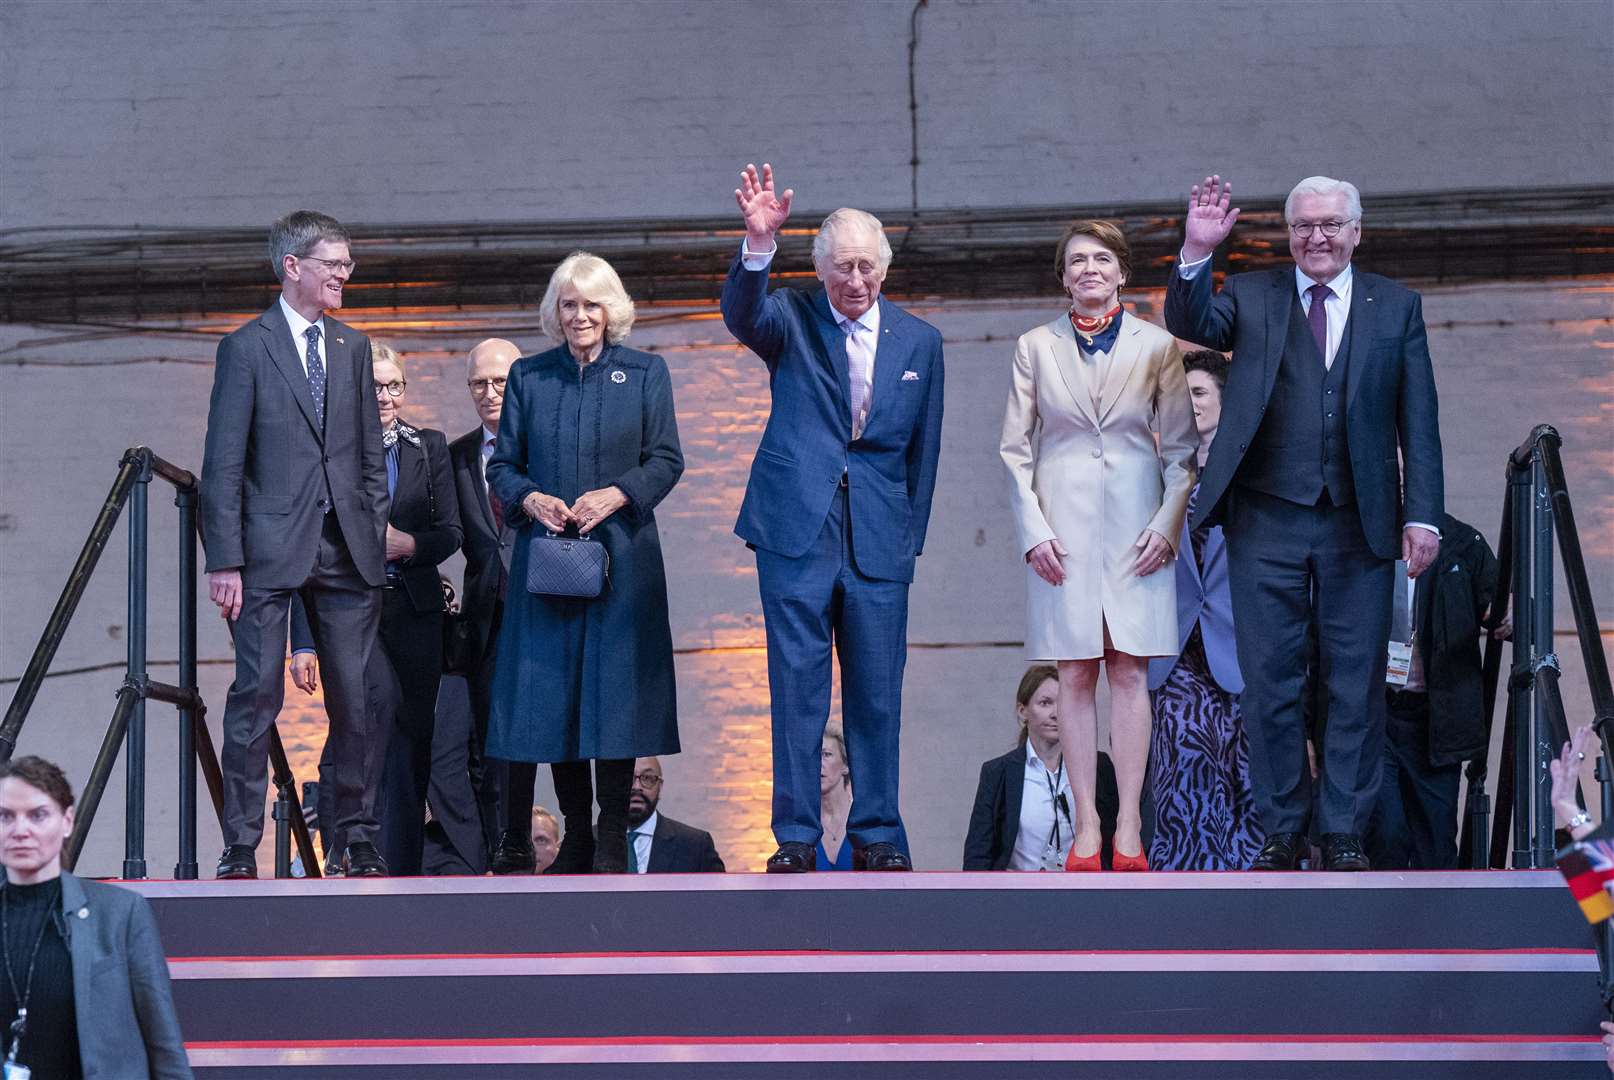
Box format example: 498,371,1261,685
901,370,919,381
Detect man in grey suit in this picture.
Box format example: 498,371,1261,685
1164,175,1443,872
201,210,390,879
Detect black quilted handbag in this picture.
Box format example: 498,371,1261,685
525,531,610,599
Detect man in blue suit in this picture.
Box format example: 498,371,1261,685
1164,175,1443,872
722,163,945,872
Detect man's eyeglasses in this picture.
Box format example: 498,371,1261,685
633,772,663,788
468,377,508,396
374,380,407,398
1288,220,1355,239
298,254,357,274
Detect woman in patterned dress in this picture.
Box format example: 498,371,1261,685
1145,351,1264,870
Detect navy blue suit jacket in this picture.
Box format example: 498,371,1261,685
1164,267,1442,560
721,252,945,583
1147,513,1242,694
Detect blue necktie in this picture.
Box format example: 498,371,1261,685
305,324,326,426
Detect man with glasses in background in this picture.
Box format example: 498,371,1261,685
445,338,525,870
623,757,726,874
201,210,390,879
1164,176,1443,873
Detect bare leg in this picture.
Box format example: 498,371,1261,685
1105,649,1152,858
1058,658,1103,858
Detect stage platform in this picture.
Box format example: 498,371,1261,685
128,871,1605,1078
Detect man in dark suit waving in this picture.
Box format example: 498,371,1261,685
1164,175,1443,871
722,164,945,873
201,210,389,879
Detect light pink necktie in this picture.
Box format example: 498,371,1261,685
843,319,872,439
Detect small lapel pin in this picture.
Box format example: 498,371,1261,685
77,907,89,919
1364,298,1374,304
610,370,627,384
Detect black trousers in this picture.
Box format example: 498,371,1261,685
466,599,508,854
1366,688,1461,869
319,586,442,874
1225,487,1393,835
222,513,382,848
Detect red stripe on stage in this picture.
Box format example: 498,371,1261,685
167,946,1594,963
184,1033,1600,1050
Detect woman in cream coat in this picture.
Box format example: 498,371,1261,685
1000,219,1198,871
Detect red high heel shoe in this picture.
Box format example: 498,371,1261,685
1111,846,1150,872
1064,845,1102,872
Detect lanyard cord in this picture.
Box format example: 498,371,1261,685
0,882,57,1062
1043,754,1069,850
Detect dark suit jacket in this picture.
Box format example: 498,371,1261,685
1147,512,1242,694
290,424,461,647
1164,267,1442,560
963,748,1120,870
449,427,514,664
720,251,945,583
1414,513,1499,766
43,874,194,1079
645,814,726,873
201,301,388,587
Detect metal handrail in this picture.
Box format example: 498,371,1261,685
1,446,321,879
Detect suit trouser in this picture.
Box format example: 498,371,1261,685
466,599,508,854
1365,688,1461,869
221,513,383,848
1224,487,1393,835
423,675,491,875
756,485,909,848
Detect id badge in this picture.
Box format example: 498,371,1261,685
1386,640,1413,687
4,1061,31,1080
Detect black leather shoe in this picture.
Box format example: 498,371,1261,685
490,830,537,875
1250,832,1305,871
342,841,388,878
592,826,629,874
856,842,912,872
765,841,817,873
216,845,257,880
1321,832,1372,872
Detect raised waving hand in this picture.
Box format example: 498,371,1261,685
1180,174,1240,264
735,162,794,250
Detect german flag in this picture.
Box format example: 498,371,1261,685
1556,820,1614,924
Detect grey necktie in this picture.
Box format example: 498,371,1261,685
304,324,326,424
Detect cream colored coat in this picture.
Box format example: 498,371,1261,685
1000,311,1198,660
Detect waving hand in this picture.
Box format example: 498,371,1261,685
735,162,794,250
1181,174,1241,264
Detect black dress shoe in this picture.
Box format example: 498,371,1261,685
592,826,629,874
1321,832,1372,872
545,827,595,874
856,842,912,872
765,841,817,873
490,830,537,875
342,841,388,878
1250,832,1305,871
216,845,257,880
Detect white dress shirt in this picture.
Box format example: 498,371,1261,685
629,810,658,874
278,295,327,378
1175,254,1437,537
741,240,880,436
1009,743,1074,872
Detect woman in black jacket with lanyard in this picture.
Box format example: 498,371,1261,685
292,342,462,876
964,666,1121,870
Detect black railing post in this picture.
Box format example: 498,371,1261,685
1528,447,1558,867
175,484,199,880
123,450,152,880
1508,452,1538,868
62,686,139,872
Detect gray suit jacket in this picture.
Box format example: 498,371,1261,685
49,874,193,1079
200,301,388,588
1147,512,1242,694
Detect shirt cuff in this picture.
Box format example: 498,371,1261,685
1405,521,1441,538
1176,252,1212,280
740,239,776,271
291,648,316,657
